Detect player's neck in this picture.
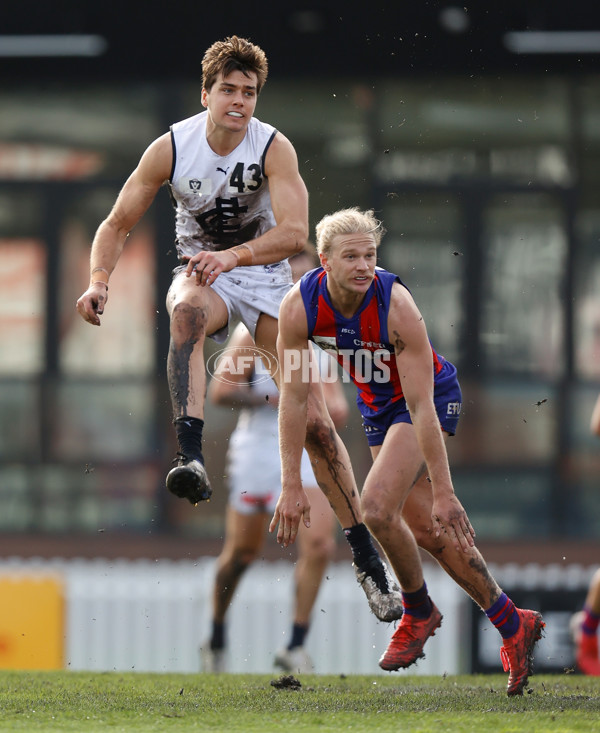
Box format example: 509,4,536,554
326,280,366,319
205,122,246,157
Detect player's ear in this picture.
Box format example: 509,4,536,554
319,253,330,272
201,88,208,108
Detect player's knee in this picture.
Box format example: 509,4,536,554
230,547,257,574
411,522,438,552
304,534,336,563
170,301,209,345
403,510,439,552
361,496,387,535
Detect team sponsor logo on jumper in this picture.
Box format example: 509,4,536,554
353,339,387,349
447,402,462,416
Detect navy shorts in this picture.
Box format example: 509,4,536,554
361,358,462,447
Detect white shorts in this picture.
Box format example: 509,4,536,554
228,442,316,516
171,260,292,343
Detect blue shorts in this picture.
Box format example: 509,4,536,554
361,358,462,447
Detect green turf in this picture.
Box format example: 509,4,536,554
0,671,598,732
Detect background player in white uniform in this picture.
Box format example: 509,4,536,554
202,249,348,674
75,36,401,622
204,323,346,673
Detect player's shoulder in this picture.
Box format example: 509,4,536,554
280,281,308,324
281,280,302,309
262,125,298,173
248,115,276,136
389,278,414,305
171,110,207,134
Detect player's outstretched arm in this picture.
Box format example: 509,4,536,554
269,287,312,547
389,284,475,553
76,133,172,325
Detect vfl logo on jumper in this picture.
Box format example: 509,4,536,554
206,346,278,386
181,177,212,195
447,402,462,416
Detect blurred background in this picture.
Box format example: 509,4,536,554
0,1,598,673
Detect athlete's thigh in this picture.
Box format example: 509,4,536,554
256,317,326,416
401,473,434,535
221,504,269,555
364,421,426,510
166,271,229,336
253,313,280,381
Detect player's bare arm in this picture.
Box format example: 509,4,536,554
262,133,308,260
389,284,475,552
320,362,349,430
269,287,312,546
76,133,172,325
185,131,308,288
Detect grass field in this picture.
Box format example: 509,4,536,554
0,671,598,732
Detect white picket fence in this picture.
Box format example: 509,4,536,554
0,557,595,675
0,557,466,675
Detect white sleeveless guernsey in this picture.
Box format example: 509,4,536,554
168,111,278,261
226,346,335,513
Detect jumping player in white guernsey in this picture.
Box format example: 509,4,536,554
75,36,402,623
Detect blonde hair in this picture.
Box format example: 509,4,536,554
202,36,268,93
315,207,385,257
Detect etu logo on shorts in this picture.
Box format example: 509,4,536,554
447,402,462,416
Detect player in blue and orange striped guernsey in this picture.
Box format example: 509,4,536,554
271,207,545,696
299,265,455,438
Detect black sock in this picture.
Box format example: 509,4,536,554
174,416,205,463
287,623,309,650
210,620,225,651
344,523,389,593
343,523,379,569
